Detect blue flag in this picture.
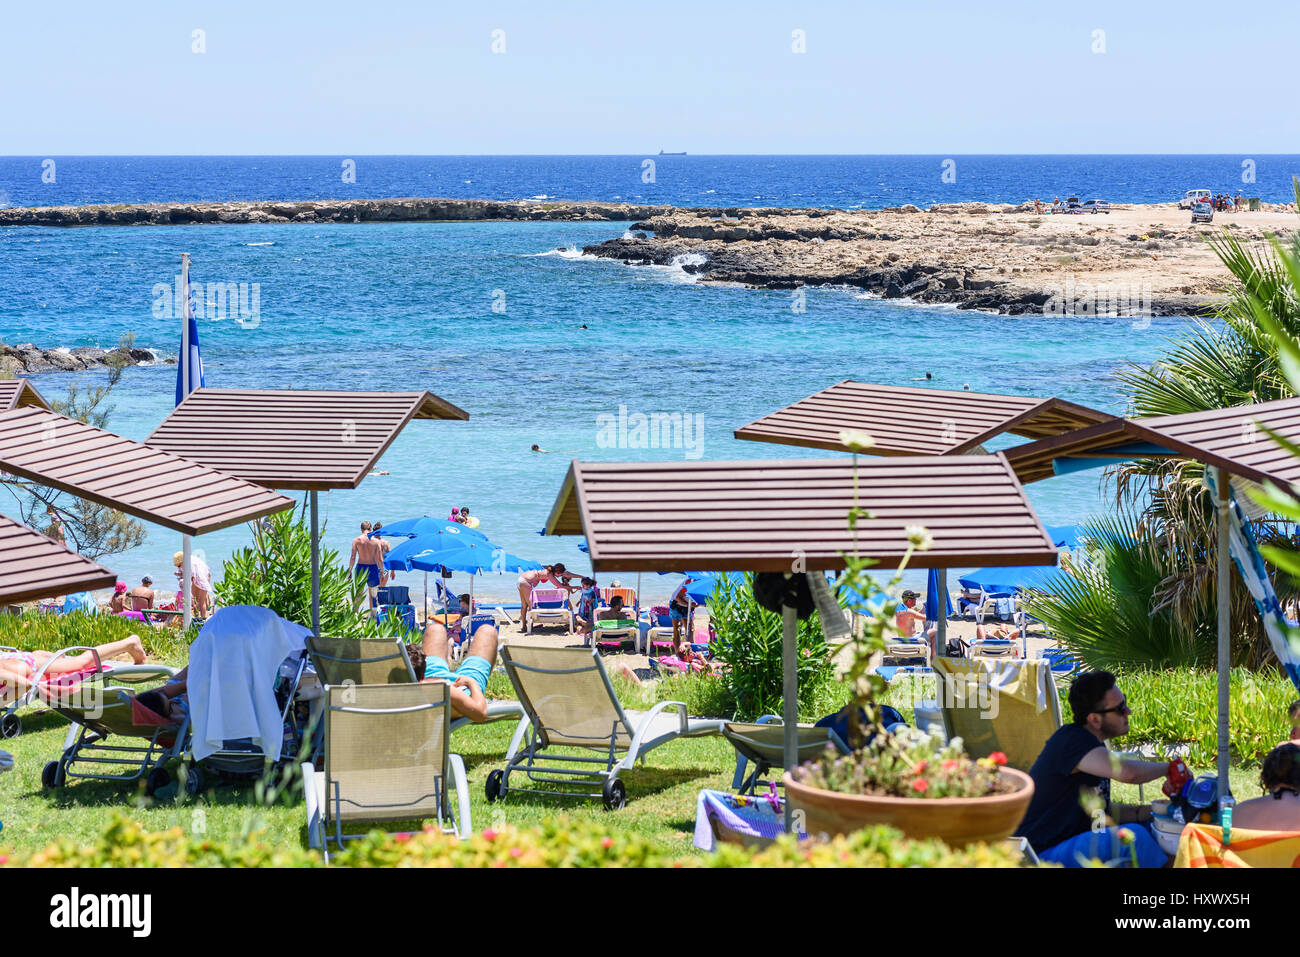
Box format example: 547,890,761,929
175,255,206,406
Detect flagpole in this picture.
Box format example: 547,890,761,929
180,253,193,631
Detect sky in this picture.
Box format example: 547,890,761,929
2,0,1297,155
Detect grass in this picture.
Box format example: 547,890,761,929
3,655,1287,859
0,664,748,857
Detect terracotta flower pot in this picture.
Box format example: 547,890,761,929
783,766,1035,848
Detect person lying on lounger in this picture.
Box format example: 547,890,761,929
133,667,189,723
0,635,146,700
974,622,1020,641
407,622,497,723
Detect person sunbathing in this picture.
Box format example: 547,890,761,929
410,622,497,723
0,635,146,699
974,622,1020,641
1229,744,1300,831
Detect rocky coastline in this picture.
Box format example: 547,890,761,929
0,197,679,228
0,343,166,376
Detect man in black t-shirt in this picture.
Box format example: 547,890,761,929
1016,670,1171,867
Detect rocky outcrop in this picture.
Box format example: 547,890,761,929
0,343,165,375
0,198,687,228
580,203,1298,316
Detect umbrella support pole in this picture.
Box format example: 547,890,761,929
1214,467,1231,795
311,490,320,636
181,535,193,631
936,567,947,658
782,600,797,833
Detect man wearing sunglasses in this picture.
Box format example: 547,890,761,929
1016,670,1172,867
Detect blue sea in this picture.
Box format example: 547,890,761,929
3,155,1288,601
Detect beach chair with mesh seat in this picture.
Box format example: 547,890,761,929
724,714,849,795
302,681,471,860
525,588,573,634
884,637,931,665
488,644,726,809
645,606,676,656
306,636,417,687
933,657,1061,771
592,615,640,654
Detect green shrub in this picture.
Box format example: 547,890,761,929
706,573,839,720
1113,667,1294,767
214,507,415,640
2,814,1023,868
0,610,188,659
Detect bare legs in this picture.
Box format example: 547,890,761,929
518,581,532,622
423,621,499,664
33,634,146,674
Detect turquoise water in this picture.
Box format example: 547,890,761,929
1,219,1190,600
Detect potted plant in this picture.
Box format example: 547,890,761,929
782,430,1035,846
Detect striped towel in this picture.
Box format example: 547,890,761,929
1175,823,1300,868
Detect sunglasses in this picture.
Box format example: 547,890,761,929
1094,697,1131,717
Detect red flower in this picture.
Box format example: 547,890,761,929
483,828,498,841
912,778,929,793
941,760,958,772
989,752,1008,766
914,760,928,774
0,855,8,866
394,832,411,844
601,837,613,849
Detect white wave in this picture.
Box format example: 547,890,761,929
520,245,597,260
531,194,550,200
621,229,636,239
245,241,274,246
636,251,707,284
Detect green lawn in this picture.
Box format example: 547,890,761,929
0,684,746,857
1,663,1280,858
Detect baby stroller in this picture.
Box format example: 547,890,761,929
36,654,190,795
177,605,318,796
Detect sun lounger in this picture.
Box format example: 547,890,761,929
306,636,417,686
525,588,573,634
303,681,471,860
39,663,188,793
933,657,1061,771
601,586,638,617
645,606,675,656
968,637,1017,659
724,714,849,795
489,644,726,809
884,637,931,664
592,617,639,653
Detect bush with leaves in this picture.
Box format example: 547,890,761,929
705,572,839,720
1,814,1024,868
214,506,415,640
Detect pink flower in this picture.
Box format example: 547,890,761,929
0,855,8,866
483,828,498,841
394,832,411,844
509,846,523,858
912,779,929,793
941,760,958,772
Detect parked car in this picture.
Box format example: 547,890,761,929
1179,189,1212,210
1191,202,1214,223
1082,199,1110,214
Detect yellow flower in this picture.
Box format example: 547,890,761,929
838,429,875,453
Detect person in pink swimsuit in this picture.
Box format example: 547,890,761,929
517,564,578,619
0,635,146,701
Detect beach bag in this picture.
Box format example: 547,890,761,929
995,597,1014,621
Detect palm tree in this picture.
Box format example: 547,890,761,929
1101,180,1300,667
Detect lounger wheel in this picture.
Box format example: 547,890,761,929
182,764,205,797
601,778,627,811
41,761,65,789
0,713,19,738
485,769,505,802
145,767,172,797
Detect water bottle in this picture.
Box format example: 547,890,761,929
1220,792,1235,846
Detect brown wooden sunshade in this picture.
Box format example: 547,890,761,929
735,380,1114,455
543,454,1058,572
0,378,52,412
1005,396,1300,490
0,512,117,604
0,406,295,536
146,388,469,491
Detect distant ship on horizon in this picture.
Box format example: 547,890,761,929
658,150,686,156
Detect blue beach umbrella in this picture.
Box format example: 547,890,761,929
375,517,490,544
925,567,954,624
401,542,543,616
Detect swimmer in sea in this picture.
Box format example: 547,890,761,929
531,444,548,453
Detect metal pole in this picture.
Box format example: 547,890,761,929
181,535,193,630
782,600,798,832
311,490,321,635
1214,467,1232,794
935,567,947,659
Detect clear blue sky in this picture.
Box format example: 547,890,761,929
3,0,1296,154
